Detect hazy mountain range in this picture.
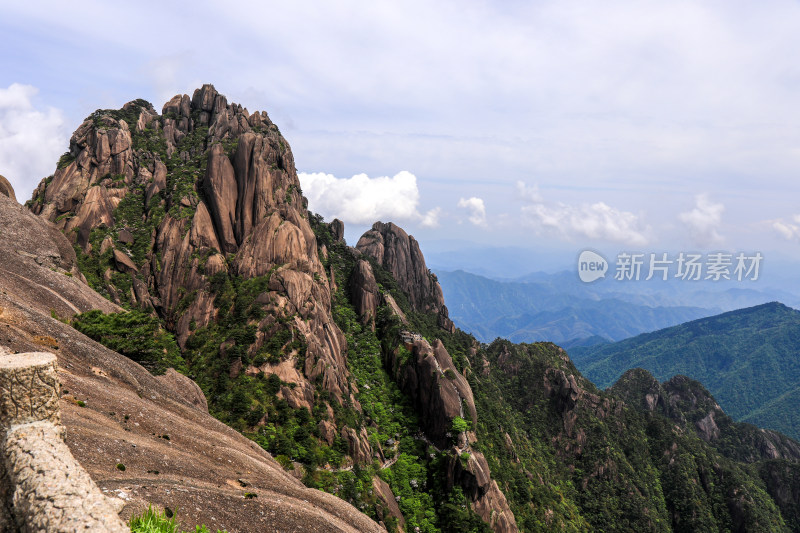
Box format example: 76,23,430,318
437,268,800,347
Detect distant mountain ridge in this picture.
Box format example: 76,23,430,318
437,269,714,345
571,302,800,440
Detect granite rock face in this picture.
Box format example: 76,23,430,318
446,450,518,533
356,221,454,332
2,186,383,533
25,86,518,531
385,335,518,532
349,259,380,330
387,337,475,448
28,84,350,411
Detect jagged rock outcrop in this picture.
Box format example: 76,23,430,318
388,337,477,448
372,476,405,532
446,450,518,533
610,368,800,462
340,426,382,465
349,260,380,330
0,176,15,202
330,218,345,243
28,84,351,409
385,332,516,531
27,86,517,530
356,222,454,332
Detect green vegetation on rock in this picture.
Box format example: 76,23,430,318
128,506,224,533
71,309,185,374
571,302,800,440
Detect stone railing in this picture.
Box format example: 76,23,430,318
0,352,128,532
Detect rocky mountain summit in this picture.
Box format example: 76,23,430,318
16,85,800,532
610,368,800,462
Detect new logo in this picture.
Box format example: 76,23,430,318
578,250,608,283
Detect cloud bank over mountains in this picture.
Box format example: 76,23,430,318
299,170,441,228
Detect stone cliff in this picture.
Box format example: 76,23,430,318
356,221,454,333
351,223,517,532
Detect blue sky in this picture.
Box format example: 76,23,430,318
3,0,800,273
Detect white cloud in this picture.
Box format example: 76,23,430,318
298,170,440,227
518,182,651,245
0,83,66,201
678,194,725,246
457,197,487,227
772,214,800,242
420,207,441,228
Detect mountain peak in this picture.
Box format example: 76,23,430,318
356,220,455,332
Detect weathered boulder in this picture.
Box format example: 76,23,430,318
112,249,138,275
330,218,345,243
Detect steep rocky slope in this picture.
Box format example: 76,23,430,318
357,222,455,333
609,369,800,462
0,190,382,532
28,86,348,406
27,84,361,452
466,340,800,531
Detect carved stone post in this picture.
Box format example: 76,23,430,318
0,352,128,532
0,352,61,428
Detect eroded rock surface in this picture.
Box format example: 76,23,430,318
356,221,454,332
27,83,353,430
